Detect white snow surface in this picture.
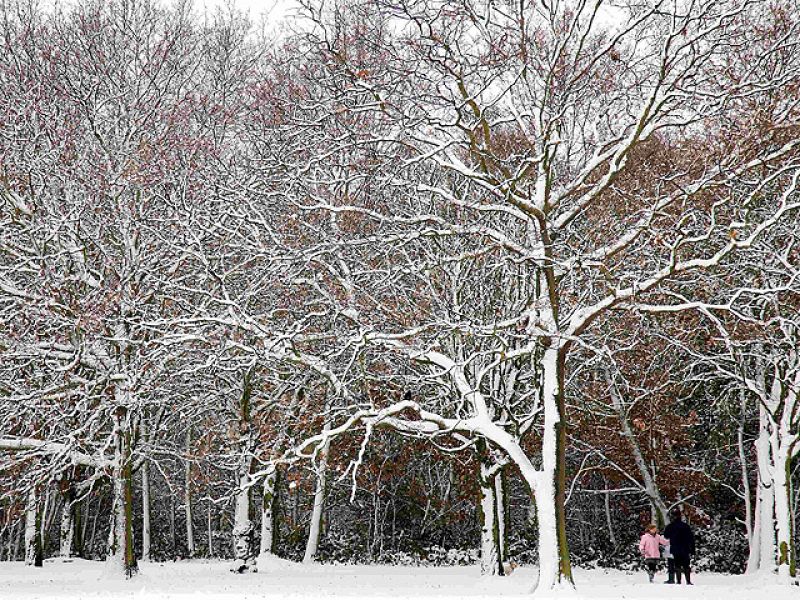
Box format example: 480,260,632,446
0,558,795,600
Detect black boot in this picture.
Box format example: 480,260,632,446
684,568,692,585
664,558,675,583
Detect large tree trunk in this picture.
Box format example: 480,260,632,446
59,489,75,559
257,465,279,570
471,347,570,591
756,406,777,575
773,443,797,582
232,374,255,571
105,407,138,578
478,449,502,577
24,488,42,567
232,478,253,568
303,420,330,564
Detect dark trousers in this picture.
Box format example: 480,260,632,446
666,557,675,582
673,553,691,584
644,558,659,582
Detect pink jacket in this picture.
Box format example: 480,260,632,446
639,532,668,558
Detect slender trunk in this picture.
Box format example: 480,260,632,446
478,450,502,576
233,373,255,570
169,495,176,558
303,426,330,564
747,473,763,574
773,444,796,582
73,494,84,559
554,349,572,584
80,499,91,558
739,392,753,548
89,500,100,557
13,520,23,561
141,461,151,562
257,466,279,569
39,491,53,558
495,469,508,562
757,406,777,574
24,488,42,567
59,489,75,559
606,369,669,527
604,480,616,548
207,500,214,558
185,428,195,559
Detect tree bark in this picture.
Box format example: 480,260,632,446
59,489,75,559
105,407,138,578
773,444,797,581
257,466,279,569
606,369,669,527
478,447,503,576
604,479,617,548
303,419,330,564
756,405,777,574
141,460,151,562
24,488,42,567
207,499,215,558
185,428,196,559
232,372,255,570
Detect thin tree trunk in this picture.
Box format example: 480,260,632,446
40,490,55,558
141,461,151,562
169,494,176,559
185,428,195,559
257,466,279,569
606,369,669,527
73,494,84,559
13,520,23,561
303,420,330,564
80,499,91,558
59,489,75,559
495,469,508,563
604,479,617,548
207,500,214,558
89,500,100,558
24,488,42,567
739,392,754,548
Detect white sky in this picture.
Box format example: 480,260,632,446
199,0,298,24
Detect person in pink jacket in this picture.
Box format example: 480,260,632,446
639,524,669,583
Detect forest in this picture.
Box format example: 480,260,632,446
0,0,798,596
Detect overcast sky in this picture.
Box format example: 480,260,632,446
200,0,298,25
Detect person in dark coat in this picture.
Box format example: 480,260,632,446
662,508,695,584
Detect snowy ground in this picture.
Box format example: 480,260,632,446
0,558,795,600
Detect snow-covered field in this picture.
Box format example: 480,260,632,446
0,559,795,600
